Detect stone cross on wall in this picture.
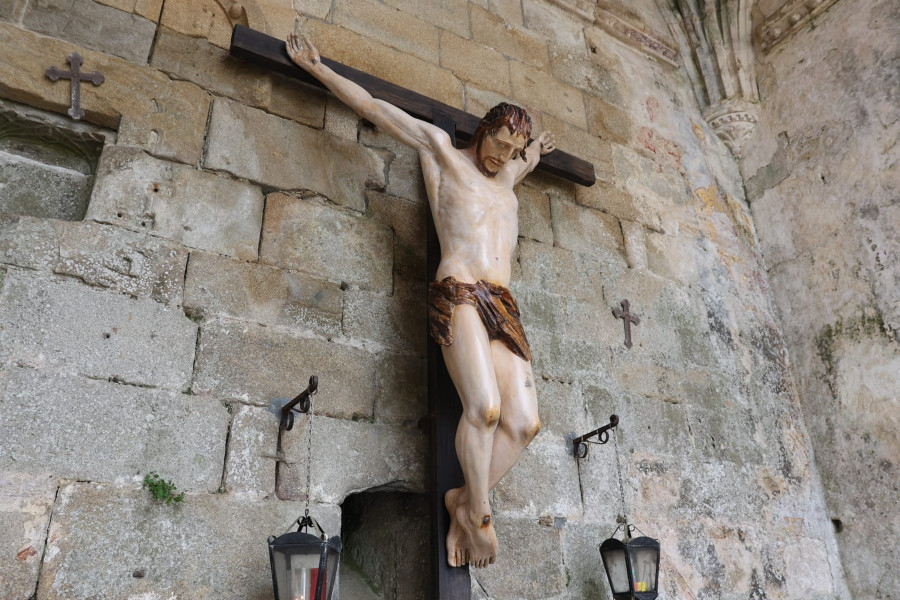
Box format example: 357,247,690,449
45,53,105,121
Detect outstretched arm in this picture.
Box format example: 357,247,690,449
512,131,557,185
287,34,446,153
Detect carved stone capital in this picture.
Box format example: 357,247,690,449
755,0,841,53
703,99,760,156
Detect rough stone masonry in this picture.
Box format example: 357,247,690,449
0,0,894,599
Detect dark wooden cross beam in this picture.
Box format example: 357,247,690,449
230,25,596,186
45,52,104,121
230,24,595,599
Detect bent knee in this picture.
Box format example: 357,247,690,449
505,417,541,443
465,402,501,429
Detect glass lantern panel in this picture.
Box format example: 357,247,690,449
630,547,658,592
601,548,630,593
273,550,323,600
324,546,340,599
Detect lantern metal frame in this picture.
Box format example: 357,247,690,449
268,514,342,600
598,522,660,600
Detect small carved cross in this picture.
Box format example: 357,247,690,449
612,299,641,349
45,53,104,120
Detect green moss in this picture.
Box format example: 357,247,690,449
143,471,185,505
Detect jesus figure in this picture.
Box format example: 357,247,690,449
288,33,557,569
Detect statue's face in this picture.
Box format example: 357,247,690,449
477,126,527,176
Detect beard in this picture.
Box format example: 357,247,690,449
474,138,499,178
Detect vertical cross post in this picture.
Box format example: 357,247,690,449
427,110,471,599
612,299,641,349
45,52,104,120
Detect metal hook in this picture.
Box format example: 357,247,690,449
280,375,319,431
572,414,619,458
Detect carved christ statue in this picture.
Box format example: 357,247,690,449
288,33,556,569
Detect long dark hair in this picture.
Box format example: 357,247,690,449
472,103,532,162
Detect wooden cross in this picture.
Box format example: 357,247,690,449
612,299,641,349
45,53,104,120
230,25,596,599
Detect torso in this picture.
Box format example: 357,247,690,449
420,143,519,287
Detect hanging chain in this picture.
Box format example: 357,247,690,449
612,428,628,522
304,390,314,516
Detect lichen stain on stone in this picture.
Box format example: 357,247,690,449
16,545,37,560
636,126,685,173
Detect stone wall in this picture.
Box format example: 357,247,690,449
0,0,853,599
741,0,900,597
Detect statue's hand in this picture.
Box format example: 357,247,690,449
287,33,321,71
537,131,557,155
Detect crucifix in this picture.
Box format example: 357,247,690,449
45,52,105,120
612,299,641,349
230,25,594,599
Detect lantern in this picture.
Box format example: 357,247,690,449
268,516,342,600
599,523,660,599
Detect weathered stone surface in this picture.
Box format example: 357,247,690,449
585,94,633,145
550,195,624,257
259,193,393,293
381,0,470,38
54,220,189,305
509,282,565,335
0,216,188,305
193,320,376,420
622,219,648,269
22,0,157,64
492,431,582,518
94,0,162,21
522,0,586,50
549,39,627,108
301,20,464,109
333,0,440,64
472,516,564,599
184,250,343,336
0,367,227,489
205,99,383,210
323,96,359,141
510,60,587,129
0,271,197,390
374,351,426,425
357,128,422,204
150,26,270,107
515,183,553,244
343,290,426,355
279,415,427,504
470,3,549,69
157,0,239,49
223,404,279,497
0,0,27,21
37,482,339,600
0,153,91,220
0,24,210,164
0,214,57,270
440,31,512,97
88,146,264,260
0,471,56,600
367,190,427,281
517,238,619,303
268,72,328,129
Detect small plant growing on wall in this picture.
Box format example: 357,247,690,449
143,471,185,505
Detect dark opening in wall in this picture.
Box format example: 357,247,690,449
340,490,431,600
0,100,111,221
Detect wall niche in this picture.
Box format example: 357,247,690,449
340,490,431,600
0,100,112,221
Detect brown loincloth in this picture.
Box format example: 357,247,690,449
428,276,532,362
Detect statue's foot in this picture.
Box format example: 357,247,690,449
465,510,498,569
445,487,469,567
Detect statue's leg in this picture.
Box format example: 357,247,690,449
486,341,541,488
441,304,501,569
